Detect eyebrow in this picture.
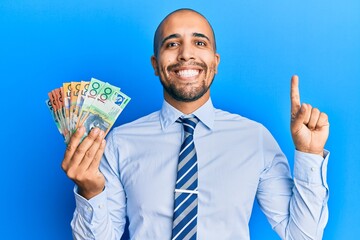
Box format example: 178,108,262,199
192,32,210,42
160,32,211,48
161,34,181,47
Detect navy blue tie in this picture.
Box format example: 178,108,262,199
172,117,199,240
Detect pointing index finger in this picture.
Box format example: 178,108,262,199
291,75,301,117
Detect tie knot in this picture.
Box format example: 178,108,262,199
178,117,199,135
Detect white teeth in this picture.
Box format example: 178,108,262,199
176,69,199,77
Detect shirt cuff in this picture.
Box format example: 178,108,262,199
73,185,108,224
294,149,330,186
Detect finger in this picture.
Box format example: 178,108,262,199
307,107,320,130
302,104,312,125
290,75,301,118
68,128,101,169
88,138,106,173
316,112,330,129
62,126,85,170
77,130,105,171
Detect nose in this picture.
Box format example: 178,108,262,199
177,42,195,62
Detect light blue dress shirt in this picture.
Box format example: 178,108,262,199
71,98,329,240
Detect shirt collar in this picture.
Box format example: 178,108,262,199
160,98,215,131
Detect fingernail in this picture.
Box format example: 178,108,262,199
99,130,105,137
92,128,100,134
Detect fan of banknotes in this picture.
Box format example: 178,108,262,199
46,78,131,143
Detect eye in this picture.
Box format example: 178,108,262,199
166,42,179,48
195,41,206,46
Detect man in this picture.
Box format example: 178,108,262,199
62,8,330,240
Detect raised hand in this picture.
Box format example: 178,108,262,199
290,75,330,157
61,126,106,199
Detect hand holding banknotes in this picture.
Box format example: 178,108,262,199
46,77,131,199
62,126,106,199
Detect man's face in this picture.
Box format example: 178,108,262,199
151,11,220,103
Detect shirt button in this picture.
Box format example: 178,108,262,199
87,207,93,212
99,204,104,209
311,167,315,172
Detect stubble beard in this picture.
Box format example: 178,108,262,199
158,63,215,102
160,77,211,102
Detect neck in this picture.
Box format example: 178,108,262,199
164,91,210,114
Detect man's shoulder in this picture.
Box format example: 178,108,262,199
214,108,263,128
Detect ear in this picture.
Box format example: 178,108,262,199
214,53,220,74
151,55,159,76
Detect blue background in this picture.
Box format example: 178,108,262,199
1,1,359,239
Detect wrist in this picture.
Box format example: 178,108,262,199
78,186,105,200
296,148,324,158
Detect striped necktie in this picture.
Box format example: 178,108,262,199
171,117,199,240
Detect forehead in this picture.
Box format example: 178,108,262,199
159,11,214,40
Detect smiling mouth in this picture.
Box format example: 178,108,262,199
175,69,201,78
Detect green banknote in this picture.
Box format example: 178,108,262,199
79,82,124,137
77,78,106,128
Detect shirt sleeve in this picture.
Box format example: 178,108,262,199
70,131,127,240
256,126,329,240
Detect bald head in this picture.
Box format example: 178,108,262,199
153,8,217,57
